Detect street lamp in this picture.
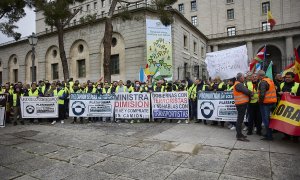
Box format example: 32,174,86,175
28,32,38,82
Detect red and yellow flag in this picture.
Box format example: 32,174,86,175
249,46,266,71
267,10,276,30
282,48,300,83
270,93,300,136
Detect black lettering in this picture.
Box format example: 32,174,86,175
275,104,285,115
282,106,294,118
291,110,300,122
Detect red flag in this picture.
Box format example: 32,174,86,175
249,47,266,71
294,48,300,83
267,11,276,30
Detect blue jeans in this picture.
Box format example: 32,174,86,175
259,104,275,139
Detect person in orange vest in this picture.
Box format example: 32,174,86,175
257,70,277,141
233,73,253,141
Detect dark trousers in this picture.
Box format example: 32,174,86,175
248,103,262,133
58,104,65,121
191,100,197,119
236,104,248,138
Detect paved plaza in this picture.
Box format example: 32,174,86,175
0,120,300,180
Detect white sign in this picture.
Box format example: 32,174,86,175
115,93,150,119
197,91,238,121
69,93,115,117
0,107,5,127
151,92,189,119
20,97,59,118
205,45,248,79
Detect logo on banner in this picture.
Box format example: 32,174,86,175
26,105,35,114
72,101,85,116
200,101,215,118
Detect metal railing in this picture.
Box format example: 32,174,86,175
206,21,300,39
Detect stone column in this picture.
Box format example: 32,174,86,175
285,36,293,68
246,41,253,61
213,45,218,52
207,46,211,53
285,36,293,59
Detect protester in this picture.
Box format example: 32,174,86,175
257,70,277,141
233,73,253,141
226,77,237,130
246,73,262,135
278,72,300,142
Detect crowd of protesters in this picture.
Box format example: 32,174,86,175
1,70,299,142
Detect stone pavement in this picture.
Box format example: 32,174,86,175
0,119,300,180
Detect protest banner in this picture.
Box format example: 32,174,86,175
270,93,300,136
20,97,58,118
151,92,189,119
69,93,115,117
205,45,248,79
197,91,238,121
115,92,150,119
0,94,8,127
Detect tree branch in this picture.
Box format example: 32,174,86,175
63,7,82,27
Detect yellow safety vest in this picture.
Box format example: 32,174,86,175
247,82,258,103
29,89,39,96
54,89,65,105
280,82,299,95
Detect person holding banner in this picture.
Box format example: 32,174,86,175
191,79,209,124
257,70,277,141
52,82,67,125
233,73,253,142
226,77,237,130
115,80,128,93
70,85,84,124
11,86,24,125
278,72,300,142
211,77,227,127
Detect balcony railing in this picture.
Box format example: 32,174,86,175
206,21,300,39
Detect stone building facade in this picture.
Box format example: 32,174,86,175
0,6,207,83
173,0,300,73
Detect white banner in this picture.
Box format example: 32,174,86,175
197,91,238,121
115,93,150,119
0,107,5,127
151,91,189,119
69,93,115,117
20,97,59,118
205,45,248,79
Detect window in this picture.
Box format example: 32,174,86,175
262,21,271,31
191,16,197,26
73,19,76,25
110,55,120,75
13,69,18,83
191,1,197,11
262,2,270,14
193,41,197,54
201,46,205,57
178,4,184,13
227,27,236,36
183,35,188,48
101,0,105,7
77,60,86,78
227,9,234,20
226,0,234,4
94,2,97,9
52,63,59,80
86,4,90,11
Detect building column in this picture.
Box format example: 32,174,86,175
246,41,253,61
207,46,211,53
213,45,218,52
285,36,293,60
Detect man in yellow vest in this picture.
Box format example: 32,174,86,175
278,72,299,142
11,86,24,125
233,73,253,141
246,73,262,135
257,70,277,141
115,80,128,93
52,82,67,125
211,76,227,126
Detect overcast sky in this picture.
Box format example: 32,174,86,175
0,7,35,44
